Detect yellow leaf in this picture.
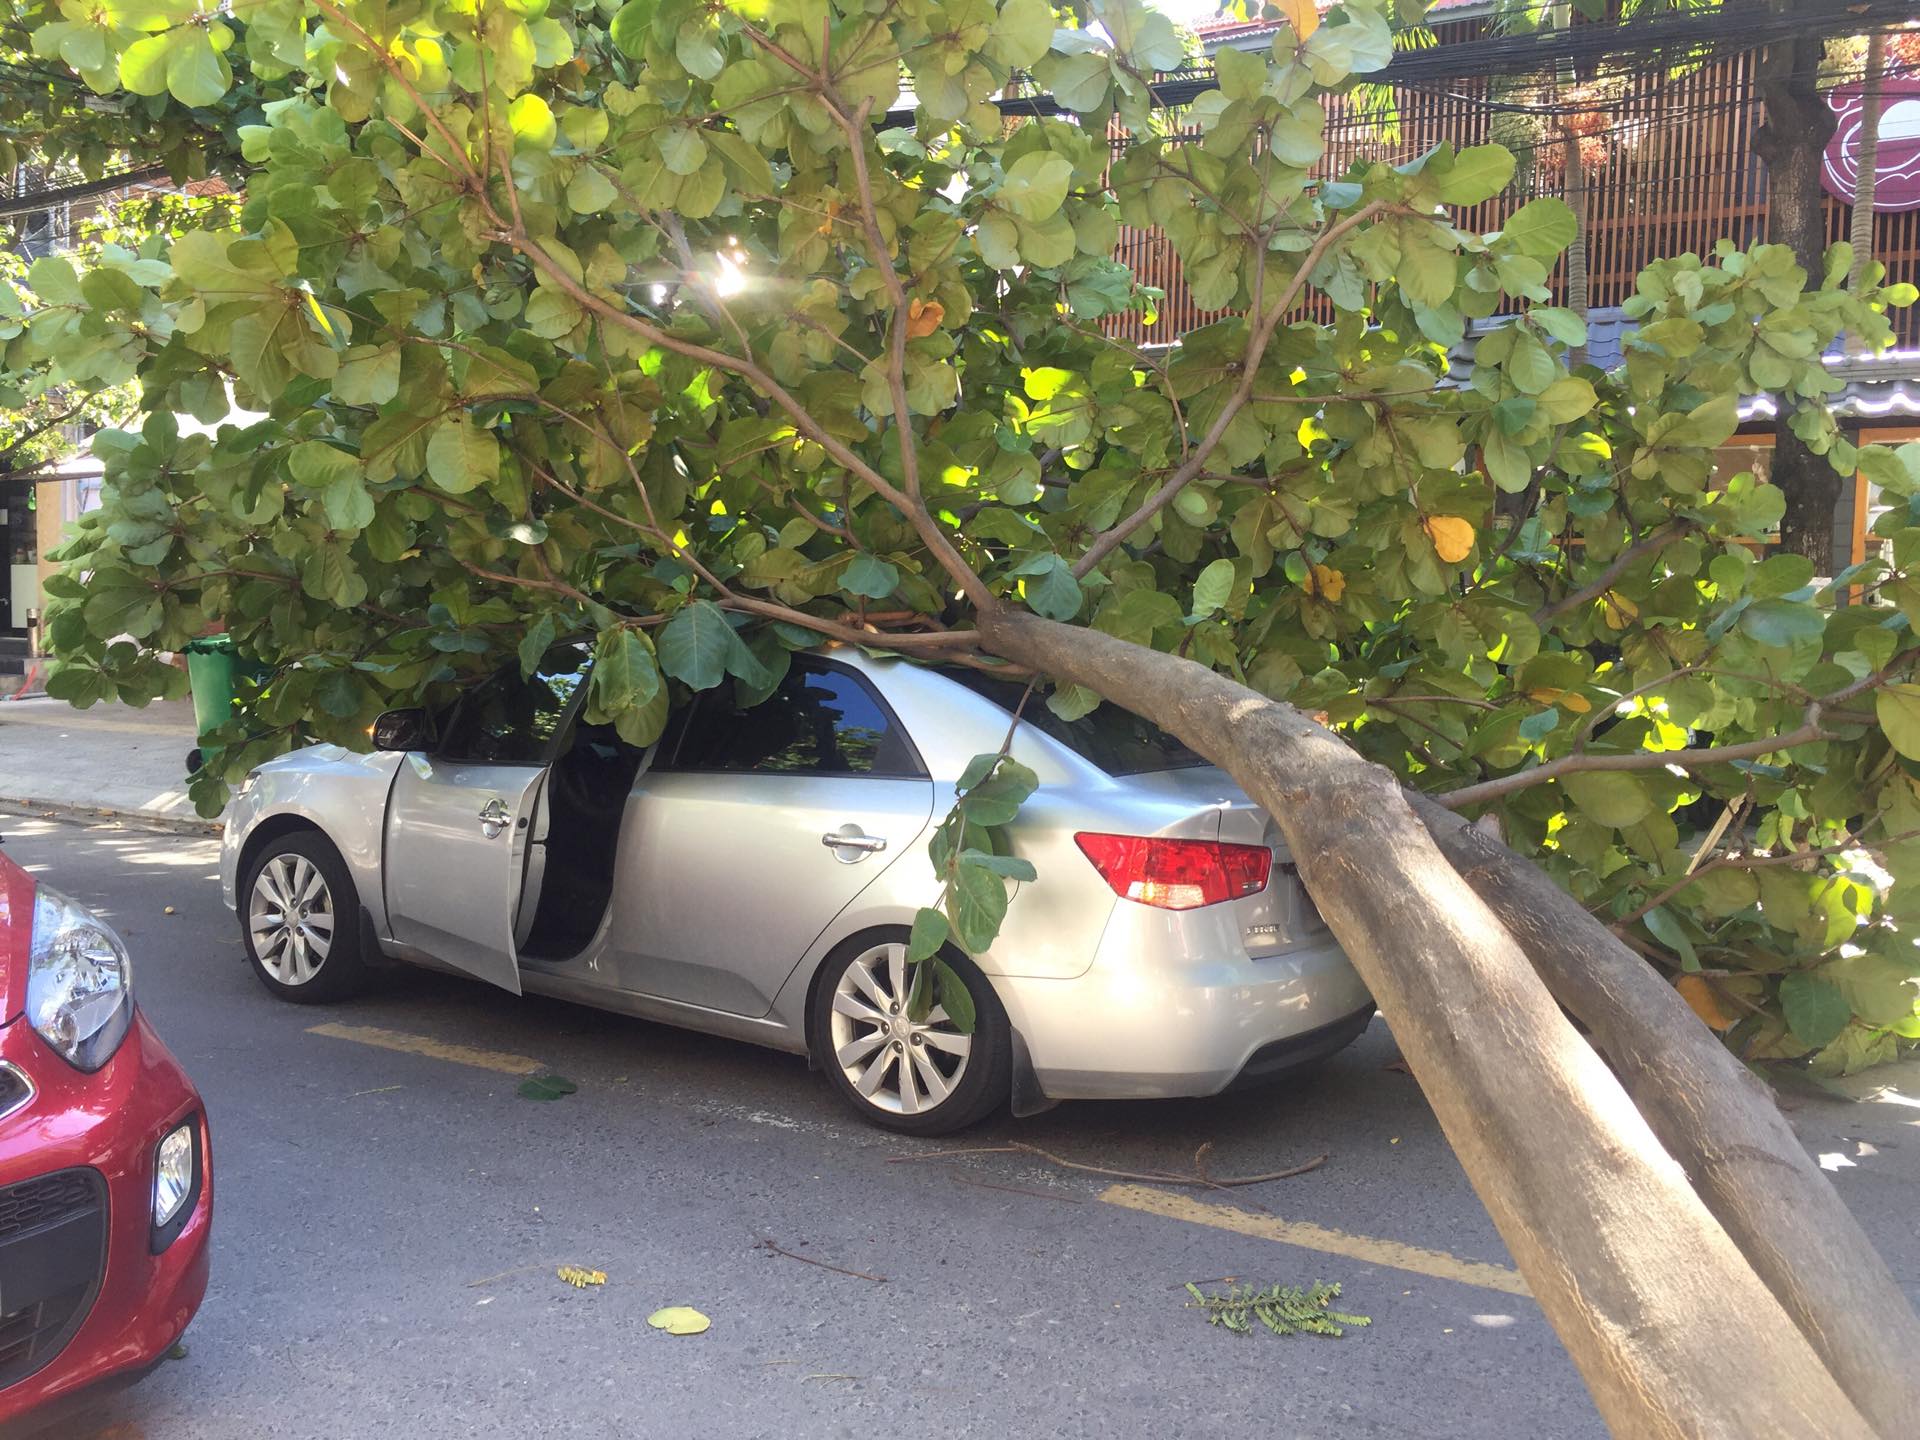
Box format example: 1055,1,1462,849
906,298,944,338
817,198,841,236
1278,0,1320,41
1599,590,1639,629
1423,515,1476,564
303,289,334,336
1675,975,1736,1032
1526,687,1592,714
648,1305,711,1335
1307,562,1345,602
557,1266,607,1288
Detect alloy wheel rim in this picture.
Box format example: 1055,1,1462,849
828,942,972,1116
249,854,335,985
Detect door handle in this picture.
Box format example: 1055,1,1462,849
821,830,887,855
478,798,509,838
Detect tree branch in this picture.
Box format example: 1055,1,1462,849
1071,202,1388,579
1533,522,1693,624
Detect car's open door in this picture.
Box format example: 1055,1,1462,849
380,645,592,994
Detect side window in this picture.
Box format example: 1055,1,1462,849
669,665,920,777
438,644,592,765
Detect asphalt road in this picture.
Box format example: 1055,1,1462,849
6,808,1915,1440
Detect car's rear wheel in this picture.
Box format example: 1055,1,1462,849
810,935,1010,1136
242,831,370,1003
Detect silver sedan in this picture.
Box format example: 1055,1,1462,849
219,645,1373,1134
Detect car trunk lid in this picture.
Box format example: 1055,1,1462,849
1115,766,1330,954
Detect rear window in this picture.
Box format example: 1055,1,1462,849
943,671,1206,776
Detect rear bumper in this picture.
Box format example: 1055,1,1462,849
0,1012,211,1432
998,933,1374,1102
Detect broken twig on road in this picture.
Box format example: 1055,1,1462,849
889,1141,1327,1190
755,1238,888,1284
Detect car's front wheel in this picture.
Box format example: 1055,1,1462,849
810,934,1010,1136
241,831,371,1003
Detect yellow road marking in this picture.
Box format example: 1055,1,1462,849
1098,1184,1531,1298
307,1023,546,1077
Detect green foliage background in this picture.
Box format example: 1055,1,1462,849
5,0,1918,1072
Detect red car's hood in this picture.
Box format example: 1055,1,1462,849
0,847,29,1022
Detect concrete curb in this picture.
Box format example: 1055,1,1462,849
0,796,223,837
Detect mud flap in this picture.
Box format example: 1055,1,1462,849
1009,1027,1057,1118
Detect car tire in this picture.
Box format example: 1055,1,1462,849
810,933,1011,1136
240,831,371,1004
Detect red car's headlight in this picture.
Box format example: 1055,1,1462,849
27,884,134,1071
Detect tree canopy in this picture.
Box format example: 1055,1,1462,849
11,0,1916,1072
12,0,1920,1427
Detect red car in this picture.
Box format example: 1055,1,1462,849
0,846,210,1434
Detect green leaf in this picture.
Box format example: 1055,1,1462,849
516,1073,579,1101
1561,772,1652,828
1192,557,1236,617
999,153,1075,222
1014,554,1082,621
425,414,500,494
957,759,1038,825
949,859,1010,953
567,165,617,214
525,288,583,340
519,612,560,679
1501,197,1578,259
934,959,977,1034
1749,553,1815,600
907,907,950,963
1738,599,1825,650
1779,971,1850,1050
82,583,162,640
592,627,661,716
610,0,652,57
322,474,376,531
841,553,900,600
1642,907,1697,972
656,599,765,691
166,28,231,108
991,0,1054,66
1435,144,1516,205
289,440,357,490
1876,683,1920,760
658,126,708,176
335,345,402,406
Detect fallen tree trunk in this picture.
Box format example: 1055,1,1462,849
979,605,1874,1438
1409,794,1920,1438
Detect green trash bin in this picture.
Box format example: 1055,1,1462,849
183,634,237,743
182,636,272,773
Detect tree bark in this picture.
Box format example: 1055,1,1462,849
978,605,1876,1439
1408,794,1920,1439
1753,22,1845,569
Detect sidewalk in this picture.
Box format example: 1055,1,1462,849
0,695,214,829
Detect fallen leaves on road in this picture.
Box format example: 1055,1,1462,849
516,1073,578,1101
556,1266,606,1289
648,1306,711,1336
1186,1280,1371,1339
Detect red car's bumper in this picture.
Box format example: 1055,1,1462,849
0,1006,211,1432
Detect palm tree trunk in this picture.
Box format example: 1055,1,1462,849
1848,31,1886,298
1560,117,1590,365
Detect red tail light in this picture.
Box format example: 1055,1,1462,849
1074,833,1272,910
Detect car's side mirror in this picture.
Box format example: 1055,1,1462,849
372,708,434,752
